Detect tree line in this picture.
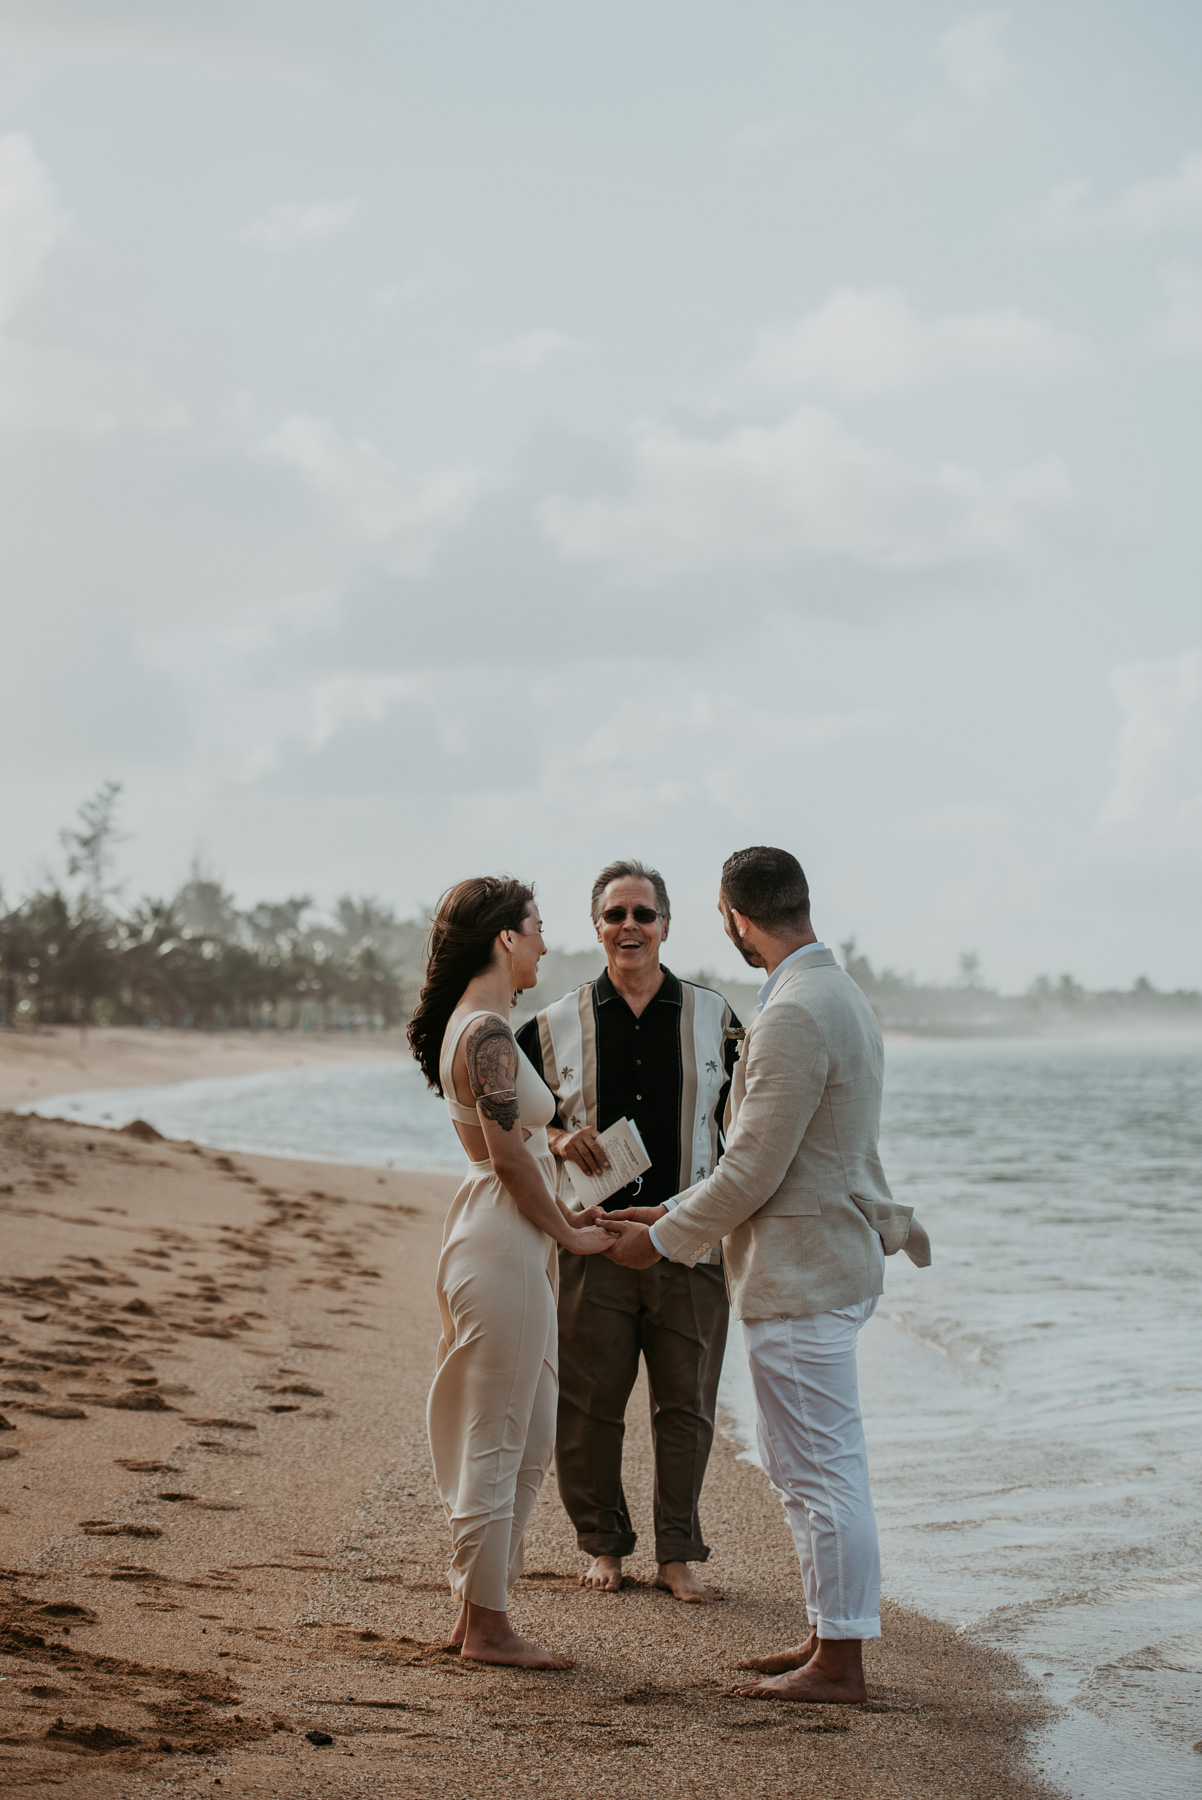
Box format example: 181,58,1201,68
4,786,1199,1036
0,785,425,1031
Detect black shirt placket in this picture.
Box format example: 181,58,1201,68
593,969,683,1213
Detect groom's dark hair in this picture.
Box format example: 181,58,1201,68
720,846,810,933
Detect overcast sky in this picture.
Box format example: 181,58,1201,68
2,0,1200,989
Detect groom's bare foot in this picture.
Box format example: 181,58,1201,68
580,1555,623,1592
731,1639,866,1704
446,1600,468,1650
655,1561,718,1603
737,1629,818,1673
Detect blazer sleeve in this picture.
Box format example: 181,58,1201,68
653,999,828,1267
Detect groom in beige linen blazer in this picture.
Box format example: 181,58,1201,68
603,845,929,1705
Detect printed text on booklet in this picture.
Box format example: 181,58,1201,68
568,1117,652,1207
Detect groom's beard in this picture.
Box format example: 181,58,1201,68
733,940,766,969
721,904,766,970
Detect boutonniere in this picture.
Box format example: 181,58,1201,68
724,1023,747,1060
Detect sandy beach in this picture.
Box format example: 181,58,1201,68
0,1026,410,1113
0,1081,1060,1800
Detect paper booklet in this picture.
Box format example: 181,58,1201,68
566,1116,652,1208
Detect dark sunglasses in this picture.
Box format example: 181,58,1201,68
600,905,661,925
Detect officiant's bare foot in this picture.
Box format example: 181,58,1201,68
460,1603,573,1670
737,1628,818,1673
655,1561,718,1603
447,1600,468,1650
731,1640,866,1704
580,1555,623,1592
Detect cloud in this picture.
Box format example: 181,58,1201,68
726,114,817,156
0,132,71,326
1152,266,1202,357
308,671,420,751
936,11,1015,99
513,691,895,831
1098,649,1202,855
0,133,184,435
238,197,359,250
260,412,488,574
0,0,343,76
745,289,1089,396
370,277,426,311
476,329,589,375
0,342,187,434
1040,152,1202,238
537,405,1072,579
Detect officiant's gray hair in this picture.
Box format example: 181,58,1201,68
590,859,671,924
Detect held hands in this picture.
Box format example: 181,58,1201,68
572,1203,610,1227
568,1202,666,1265
600,1219,663,1269
565,1222,622,1256
605,1204,668,1227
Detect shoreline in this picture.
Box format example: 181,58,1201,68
7,1015,1199,1122
0,1106,1060,1798
0,1024,410,1112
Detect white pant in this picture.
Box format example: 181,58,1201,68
743,1295,881,1640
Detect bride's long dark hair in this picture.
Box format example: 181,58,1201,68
408,876,536,1093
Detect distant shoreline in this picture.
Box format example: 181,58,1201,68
6,1017,1201,1116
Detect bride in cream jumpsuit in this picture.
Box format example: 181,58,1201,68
409,876,615,1670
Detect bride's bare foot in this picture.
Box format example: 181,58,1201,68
459,1602,573,1670
447,1599,468,1650
460,1627,573,1670
731,1639,866,1704
737,1628,818,1673
655,1561,718,1603
579,1554,623,1592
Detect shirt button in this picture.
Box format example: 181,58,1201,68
636,1059,641,1065
636,1094,642,1101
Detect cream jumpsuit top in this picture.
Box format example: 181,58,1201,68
426,1009,560,1611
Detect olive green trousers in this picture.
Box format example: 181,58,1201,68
555,1250,728,1564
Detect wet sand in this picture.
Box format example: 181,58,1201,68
0,1109,1060,1799
0,1026,408,1112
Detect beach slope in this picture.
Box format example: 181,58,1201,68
1,1110,1057,1799
0,1025,409,1112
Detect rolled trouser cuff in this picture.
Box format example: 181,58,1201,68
654,1540,710,1565
576,1531,637,1558
812,1613,881,1641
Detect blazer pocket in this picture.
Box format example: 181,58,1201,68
754,1181,823,1218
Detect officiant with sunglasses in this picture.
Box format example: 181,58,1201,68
515,859,740,1603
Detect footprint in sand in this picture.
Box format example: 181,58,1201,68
155,1491,242,1511
35,1602,98,1625
65,1391,176,1412
45,1720,141,1752
80,1521,164,1538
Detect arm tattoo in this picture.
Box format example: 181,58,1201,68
465,1016,520,1133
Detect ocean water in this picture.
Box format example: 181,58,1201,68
26,1036,1202,1798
